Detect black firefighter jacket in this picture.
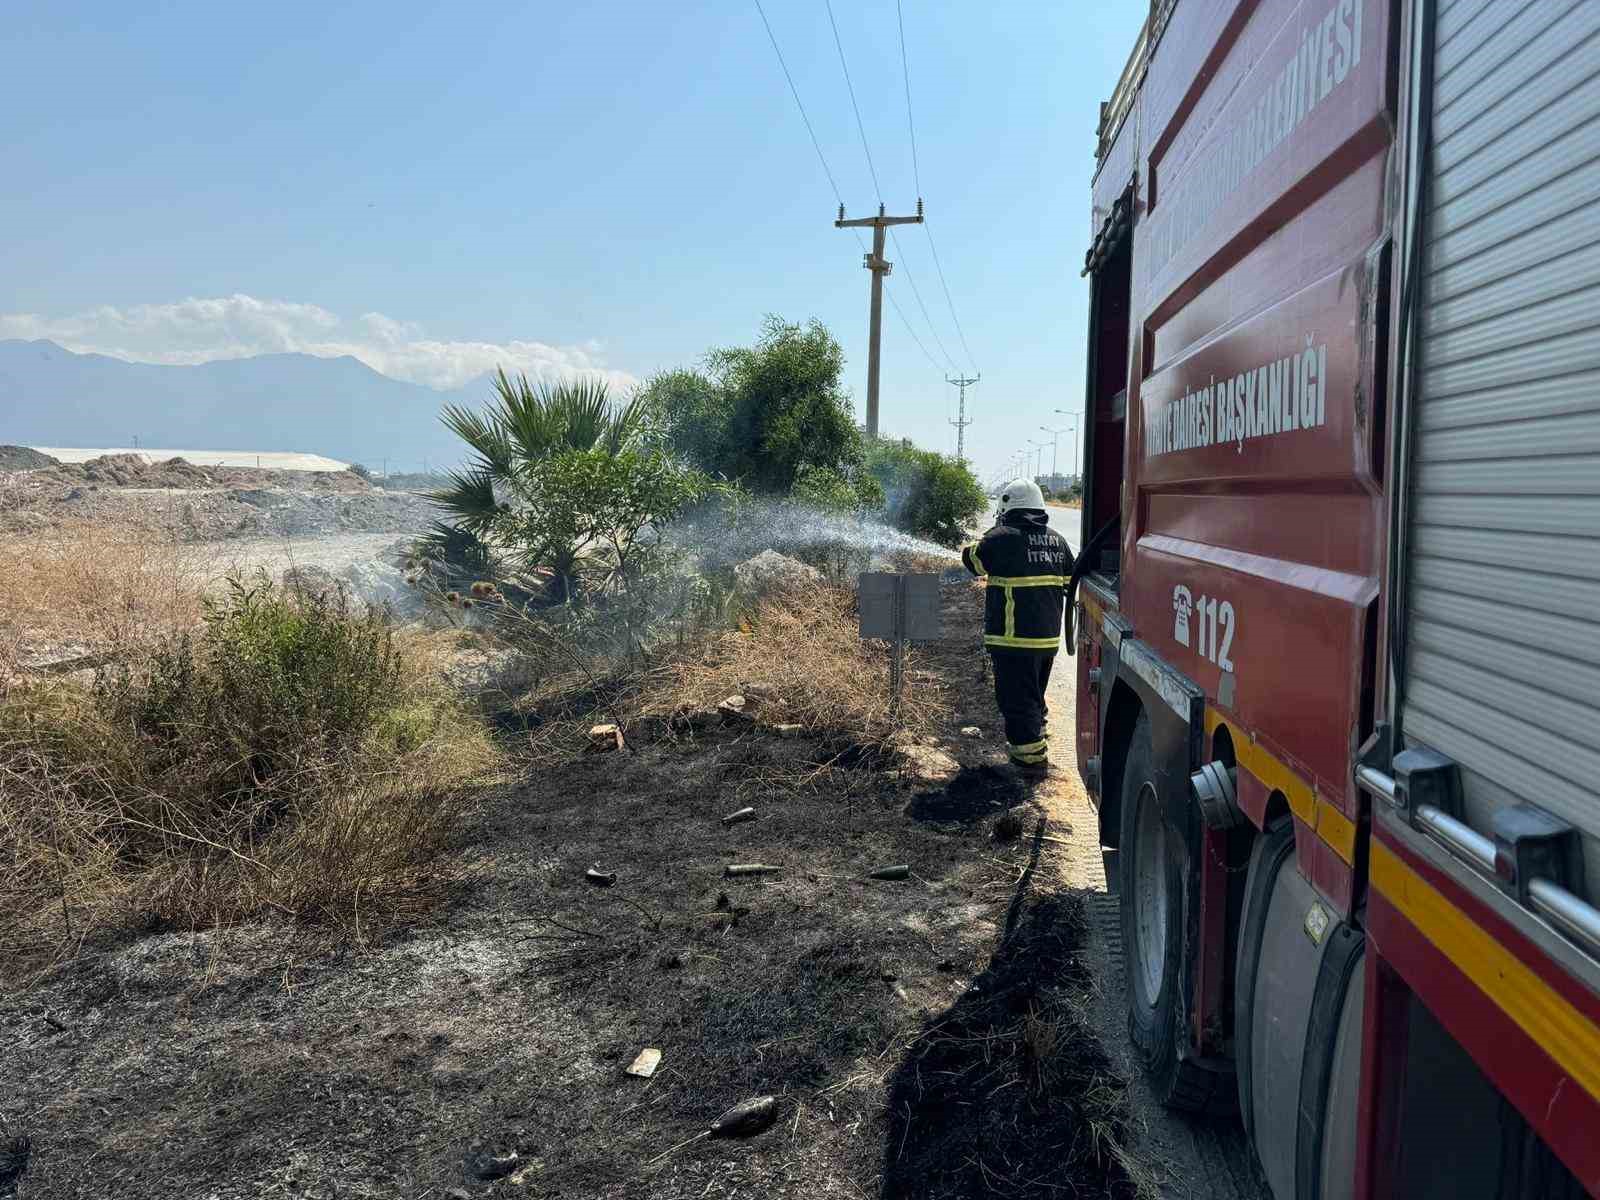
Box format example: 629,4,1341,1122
960,510,1074,653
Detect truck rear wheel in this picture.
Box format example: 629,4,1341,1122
1236,819,1364,1199
1117,710,1231,1112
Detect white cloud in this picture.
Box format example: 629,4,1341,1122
0,294,637,392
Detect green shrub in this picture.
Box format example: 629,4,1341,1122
99,575,403,809
789,464,884,515
866,440,988,547
369,701,441,754
641,316,865,496
1,577,497,944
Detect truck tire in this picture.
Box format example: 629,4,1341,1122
1236,817,1366,1200
1118,710,1231,1113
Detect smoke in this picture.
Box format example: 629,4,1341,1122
667,498,962,572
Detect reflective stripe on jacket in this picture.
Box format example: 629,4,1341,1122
960,510,1074,652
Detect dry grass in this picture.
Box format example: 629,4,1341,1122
639,578,945,745
0,523,206,658
0,570,501,980
468,576,947,774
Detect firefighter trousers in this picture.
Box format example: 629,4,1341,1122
990,650,1055,766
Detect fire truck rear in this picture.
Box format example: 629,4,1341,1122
1073,2,1600,1195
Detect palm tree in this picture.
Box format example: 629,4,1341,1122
431,369,647,528
422,369,649,598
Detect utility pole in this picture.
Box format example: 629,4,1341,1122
946,373,979,464
836,201,924,439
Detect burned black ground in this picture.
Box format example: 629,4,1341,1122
906,763,1024,827
883,829,1133,1199
2,582,1136,1199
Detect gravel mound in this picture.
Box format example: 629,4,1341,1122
0,445,58,470
9,454,373,494
0,456,430,540
77,453,216,487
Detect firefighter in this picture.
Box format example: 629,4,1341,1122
960,479,1074,777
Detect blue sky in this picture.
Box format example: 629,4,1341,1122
2,2,1145,481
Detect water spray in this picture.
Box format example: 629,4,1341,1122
669,498,962,571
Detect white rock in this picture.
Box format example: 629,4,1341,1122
733,550,823,599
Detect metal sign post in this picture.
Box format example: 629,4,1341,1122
859,573,942,714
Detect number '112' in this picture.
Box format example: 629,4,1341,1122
1196,596,1235,672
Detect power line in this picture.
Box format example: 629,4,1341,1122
947,372,977,464
888,230,957,369
753,0,845,207
924,224,980,373
883,284,944,371
825,0,956,372
894,1,981,374
825,0,884,203
750,0,940,376
896,0,921,195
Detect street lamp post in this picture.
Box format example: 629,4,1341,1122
1039,424,1073,488
1028,440,1048,482
1054,409,1082,482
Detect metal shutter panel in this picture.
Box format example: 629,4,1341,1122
1403,0,1600,881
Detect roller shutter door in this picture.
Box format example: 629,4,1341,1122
1402,0,1600,880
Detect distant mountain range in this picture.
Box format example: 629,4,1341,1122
0,339,485,470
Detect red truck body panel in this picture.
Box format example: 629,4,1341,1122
1085,2,1600,1193
1119,0,1393,899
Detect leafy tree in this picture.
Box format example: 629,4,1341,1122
867,439,988,548
636,368,731,474
711,316,861,493
789,464,885,515
646,316,864,495
493,448,715,650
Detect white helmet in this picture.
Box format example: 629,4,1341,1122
997,478,1046,515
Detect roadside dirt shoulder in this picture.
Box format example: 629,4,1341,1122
1032,661,1270,1200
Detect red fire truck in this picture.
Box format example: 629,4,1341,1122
1072,1,1600,1196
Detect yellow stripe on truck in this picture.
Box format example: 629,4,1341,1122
1204,707,1356,865
1372,841,1600,1105
1080,592,1104,630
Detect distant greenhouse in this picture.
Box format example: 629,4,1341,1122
29,447,351,472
